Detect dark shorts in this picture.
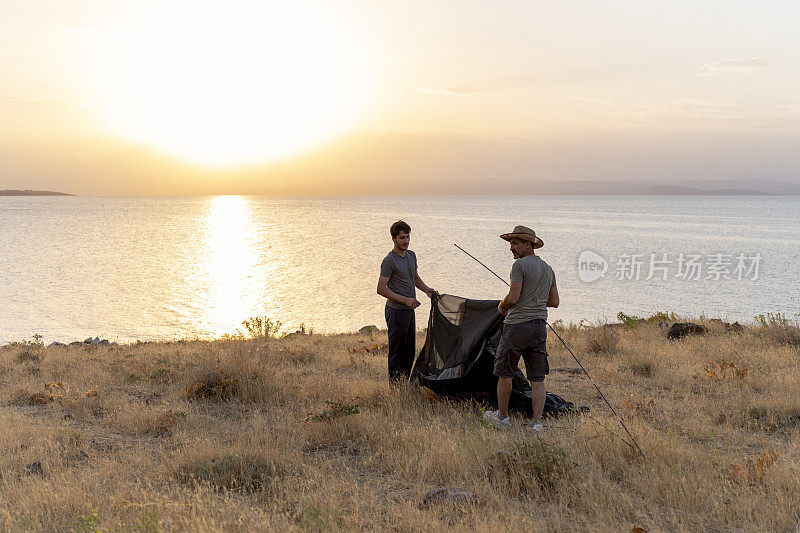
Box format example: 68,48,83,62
493,319,548,382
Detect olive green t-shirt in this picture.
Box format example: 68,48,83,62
504,254,556,324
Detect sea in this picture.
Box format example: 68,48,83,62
1,195,799,344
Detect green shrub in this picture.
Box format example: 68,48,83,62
617,312,642,328
755,312,793,327
647,311,679,323
306,397,361,422
242,316,283,338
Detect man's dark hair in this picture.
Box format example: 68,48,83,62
390,220,411,238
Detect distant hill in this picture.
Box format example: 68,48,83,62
322,177,800,196
445,178,800,195
0,189,73,196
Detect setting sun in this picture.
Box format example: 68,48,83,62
87,1,373,166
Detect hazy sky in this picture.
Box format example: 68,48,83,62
1,0,799,194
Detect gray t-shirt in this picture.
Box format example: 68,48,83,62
504,254,557,324
380,250,417,309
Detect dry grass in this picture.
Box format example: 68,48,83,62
0,321,798,532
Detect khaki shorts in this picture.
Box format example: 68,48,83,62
493,320,549,382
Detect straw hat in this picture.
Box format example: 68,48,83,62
500,225,544,249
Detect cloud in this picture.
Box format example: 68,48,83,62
700,57,774,73
418,85,480,96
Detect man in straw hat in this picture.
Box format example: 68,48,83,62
377,220,437,381
483,225,559,432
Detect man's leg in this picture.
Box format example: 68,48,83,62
386,307,414,380
524,322,549,425
492,324,519,419
398,310,416,378
530,381,546,424
385,306,403,379
497,376,513,418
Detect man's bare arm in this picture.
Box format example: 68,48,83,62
377,276,420,308
547,285,559,308
498,281,523,315
414,270,435,297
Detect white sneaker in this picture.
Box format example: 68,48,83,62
526,421,544,434
482,410,510,429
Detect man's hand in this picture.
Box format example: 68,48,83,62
405,297,421,309
497,302,507,316
424,287,437,298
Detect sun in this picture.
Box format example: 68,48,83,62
88,2,373,166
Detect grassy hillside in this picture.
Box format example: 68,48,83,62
1,318,798,531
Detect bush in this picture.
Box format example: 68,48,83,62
757,325,800,348
186,371,236,401
242,316,282,339
305,397,361,422
16,349,42,363
629,358,653,377
744,407,800,433
647,311,679,323
486,440,570,493
617,312,642,328
185,352,276,404
584,327,619,355
754,312,793,327
177,453,291,492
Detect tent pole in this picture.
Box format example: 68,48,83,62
453,243,646,460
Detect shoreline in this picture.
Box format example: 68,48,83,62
2,311,794,347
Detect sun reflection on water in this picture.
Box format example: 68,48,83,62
196,196,266,337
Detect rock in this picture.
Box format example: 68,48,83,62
358,325,379,334
100,339,109,345
48,341,65,347
83,337,93,344
91,337,100,344
668,322,708,340
421,487,477,507
707,319,744,333
26,461,43,476
69,341,83,347
724,321,744,333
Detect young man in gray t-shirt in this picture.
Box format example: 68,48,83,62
377,220,436,380
483,225,559,432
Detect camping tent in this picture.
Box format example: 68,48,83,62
412,293,578,417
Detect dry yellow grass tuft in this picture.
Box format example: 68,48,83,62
728,450,779,485
583,326,620,354
175,449,294,494
0,320,798,531
703,359,748,380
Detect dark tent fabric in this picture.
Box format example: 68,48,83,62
412,293,578,417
